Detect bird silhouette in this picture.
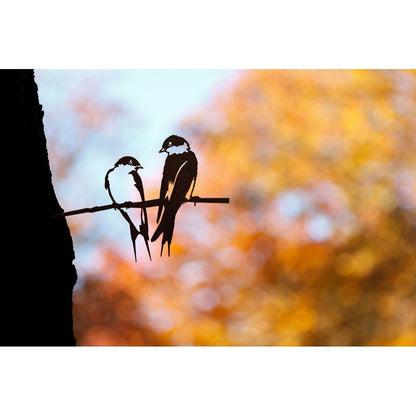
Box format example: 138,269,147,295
105,156,151,261
151,135,198,256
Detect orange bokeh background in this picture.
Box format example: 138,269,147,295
41,70,416,345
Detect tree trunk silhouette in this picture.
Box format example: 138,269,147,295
1,70,77,346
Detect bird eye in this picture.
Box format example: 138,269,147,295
168,142,172,146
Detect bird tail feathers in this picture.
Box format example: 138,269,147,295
151,210,176,257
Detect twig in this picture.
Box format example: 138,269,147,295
52,196,230,218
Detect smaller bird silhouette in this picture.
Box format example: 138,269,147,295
105,156,151,261
151,135,198,256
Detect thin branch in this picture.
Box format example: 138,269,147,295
52,196,230,218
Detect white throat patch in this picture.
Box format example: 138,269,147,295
168,143,189,155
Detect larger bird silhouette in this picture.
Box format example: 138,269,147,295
151,135,198,256
105,156,151,261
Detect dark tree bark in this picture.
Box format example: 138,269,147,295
1,70,77,346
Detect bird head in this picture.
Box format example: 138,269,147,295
114,156,143,173
159,135,190,155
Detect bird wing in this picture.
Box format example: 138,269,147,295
157,156,177,223
130,170,152,260
105,167,124,214
167,152,198,210
106,166,140,262
188,151,198,198
104,167,115,196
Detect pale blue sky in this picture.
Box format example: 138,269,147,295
36,69,238,173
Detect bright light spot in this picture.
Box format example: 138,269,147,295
192,288,220,311
306,214,334,242
147,309,174,333
215,246,245,269
177,261,207,287
274,190,309,218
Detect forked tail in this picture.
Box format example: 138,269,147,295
151,210,176,257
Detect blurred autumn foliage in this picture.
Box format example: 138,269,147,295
46,70,416,346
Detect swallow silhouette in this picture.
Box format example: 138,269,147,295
151,135,198,256
105,156,151,261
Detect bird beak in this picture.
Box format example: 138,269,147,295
159,148,165,153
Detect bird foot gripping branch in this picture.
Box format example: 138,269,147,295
53,135,229,261
191,196,202,206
